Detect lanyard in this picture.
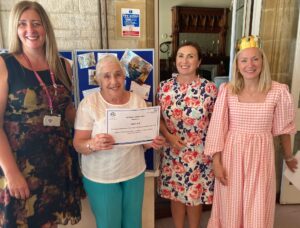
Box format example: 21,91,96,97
23,53,57,114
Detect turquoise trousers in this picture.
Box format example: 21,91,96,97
83,172,145,228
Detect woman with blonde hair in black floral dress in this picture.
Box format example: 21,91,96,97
0,1,82,227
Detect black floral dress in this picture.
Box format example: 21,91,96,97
0,53,82,227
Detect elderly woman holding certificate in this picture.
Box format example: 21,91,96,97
73,54,165,228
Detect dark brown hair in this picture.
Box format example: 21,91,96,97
174,41,203,76
176,41,202,60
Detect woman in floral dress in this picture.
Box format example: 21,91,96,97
0,1,82,227
156,41,217,228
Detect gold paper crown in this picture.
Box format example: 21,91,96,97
236,35,262,52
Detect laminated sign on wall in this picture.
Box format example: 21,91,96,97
121,8,140,37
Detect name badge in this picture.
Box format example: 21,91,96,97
43,115,61,127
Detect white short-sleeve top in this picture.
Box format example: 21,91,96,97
74,92,147,183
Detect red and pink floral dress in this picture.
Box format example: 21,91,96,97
156,75,217,206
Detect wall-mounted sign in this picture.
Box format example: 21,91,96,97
121,8,140,37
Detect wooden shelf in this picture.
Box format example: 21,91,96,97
171,6,229,58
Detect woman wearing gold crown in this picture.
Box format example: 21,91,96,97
204,35,298,228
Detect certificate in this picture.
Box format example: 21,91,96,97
106,106,160,146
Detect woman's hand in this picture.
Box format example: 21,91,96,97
6,170,30,200
74,130,114,154
213,153,228,186
285,157,298,173
159,118,185,150
213,161,228,186
280,135,298,172
90,133,115,151
144,135,166,150
65,103,76,126
167,134,186,150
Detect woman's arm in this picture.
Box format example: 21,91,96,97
0,57,30,199
159,117,185,150
65,103,76,126
280,134,298,172
63,58,76,126
64,58,73,83
143,135,166,150
159,118,172,140
73,130,96,154
73,130,115,154
212,152,228,185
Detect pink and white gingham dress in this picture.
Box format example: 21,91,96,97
205,81,296,228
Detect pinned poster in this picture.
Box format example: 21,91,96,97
82,87,100,98
120,49,153,84
130,81,151,100
78,52,96,69
97,52,118,62
121,8,140,37
88,69,97,86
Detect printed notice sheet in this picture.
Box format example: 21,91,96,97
284,151,300,191
106,106,160,146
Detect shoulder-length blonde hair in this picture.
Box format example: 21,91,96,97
229,48,272,94
8,0,71,91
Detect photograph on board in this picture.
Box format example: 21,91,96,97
120,49,153,84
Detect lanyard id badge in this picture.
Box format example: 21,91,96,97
43,115,61,127
23,53,61,127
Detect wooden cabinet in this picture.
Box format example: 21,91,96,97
171,6,229,61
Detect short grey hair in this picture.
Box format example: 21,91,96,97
95,54,126,79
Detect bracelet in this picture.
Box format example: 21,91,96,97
284,156,295,162
86,143,95,153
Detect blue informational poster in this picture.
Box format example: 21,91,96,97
74,49,156,170
121,8,141,37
